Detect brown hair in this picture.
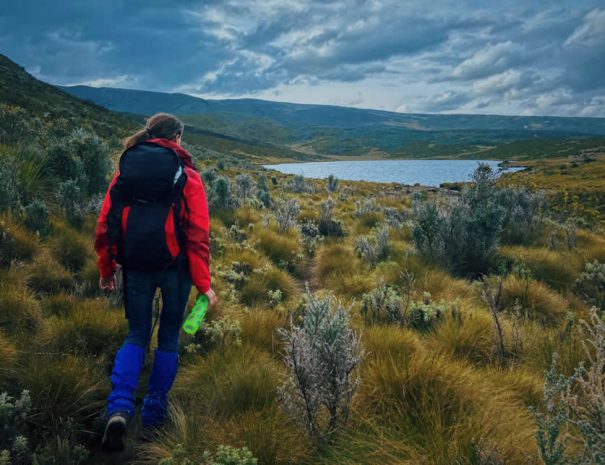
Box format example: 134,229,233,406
123,112,184,150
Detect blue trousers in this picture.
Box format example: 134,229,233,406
106,262,192,419
123,261,192,353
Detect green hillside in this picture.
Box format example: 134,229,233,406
61,83,605,160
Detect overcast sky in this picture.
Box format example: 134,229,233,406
1,0,604,117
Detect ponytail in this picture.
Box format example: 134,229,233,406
122,113,184,150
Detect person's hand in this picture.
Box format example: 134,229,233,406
204,288,218,306
100,274,117,292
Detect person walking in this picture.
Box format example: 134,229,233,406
94,113,216,452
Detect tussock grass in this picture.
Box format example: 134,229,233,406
37,300,125,358
522,321,586,376
416,269,476,303
482,367,543,408
317,242,358,280
0,214,39,266
138,404,309,465
255,228,302,267
40,293,79,316
239,309,283,354
174,344,281,418
363,326,421,363
360,352,537,464
0,282,42,333
26,249,73,294
49,226,91,272
501,274,568,324
0,331,18,375
20,354,106,431
428,311,496,366
500,245,582,290
240,268,298,307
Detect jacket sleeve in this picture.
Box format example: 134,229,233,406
94,173,119,278
182,167,211,293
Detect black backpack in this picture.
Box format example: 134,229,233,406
107,142,187,272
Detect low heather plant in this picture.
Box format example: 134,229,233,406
288,174,314,193
326,174,339,193
318,198,344,237
356,226,389,266
355,197,378,217
24,200,50,235
235,173,254,206
278,290,364,444
273,198,300,233
360,283,405,325
574,260,605,313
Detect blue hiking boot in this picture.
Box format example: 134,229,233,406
141,349,179,430
102,343,145,452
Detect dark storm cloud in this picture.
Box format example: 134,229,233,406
0,0,604,116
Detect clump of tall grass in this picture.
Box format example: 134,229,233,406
500,274,568,325
176,345,279,418
37,301,125,359
499,246,581,291
278,290,364,444
0,283,41,334
0,215,38,267
429,312,496,366
240,268,297,307
256,228,302,270
19,354,106,433
26,250,73,295
50,227,90,273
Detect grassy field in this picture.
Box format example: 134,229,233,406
2,54,605,465
2,148,605,463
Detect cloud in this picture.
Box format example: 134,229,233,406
0,0,603,116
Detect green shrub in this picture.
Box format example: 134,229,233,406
413,164,504,277
0,389,32,465
318,198,344,237
326,174,339,193
360,283,405,325
0,159,20,213
24,200,50,236
356,226,390,266
56,180,84,228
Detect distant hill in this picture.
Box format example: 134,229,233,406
61,84,605,160
0,55,136,139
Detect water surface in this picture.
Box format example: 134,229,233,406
264,159,523,187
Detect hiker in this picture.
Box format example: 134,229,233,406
94,113,216,451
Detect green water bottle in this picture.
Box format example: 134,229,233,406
182,294,209,335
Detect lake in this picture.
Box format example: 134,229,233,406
263,159,524,187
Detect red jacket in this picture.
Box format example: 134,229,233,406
94,138,211,293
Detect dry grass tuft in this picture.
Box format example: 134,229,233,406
500,274,568,324
240,267,298,307
255,228,302,267
500,246,582,290
26,249,74,295
37,300,126,358
0,214,39,266
0,282,42,333
429,311,496,366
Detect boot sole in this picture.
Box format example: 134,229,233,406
101,418,127,453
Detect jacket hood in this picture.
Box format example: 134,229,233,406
146,138,195,170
